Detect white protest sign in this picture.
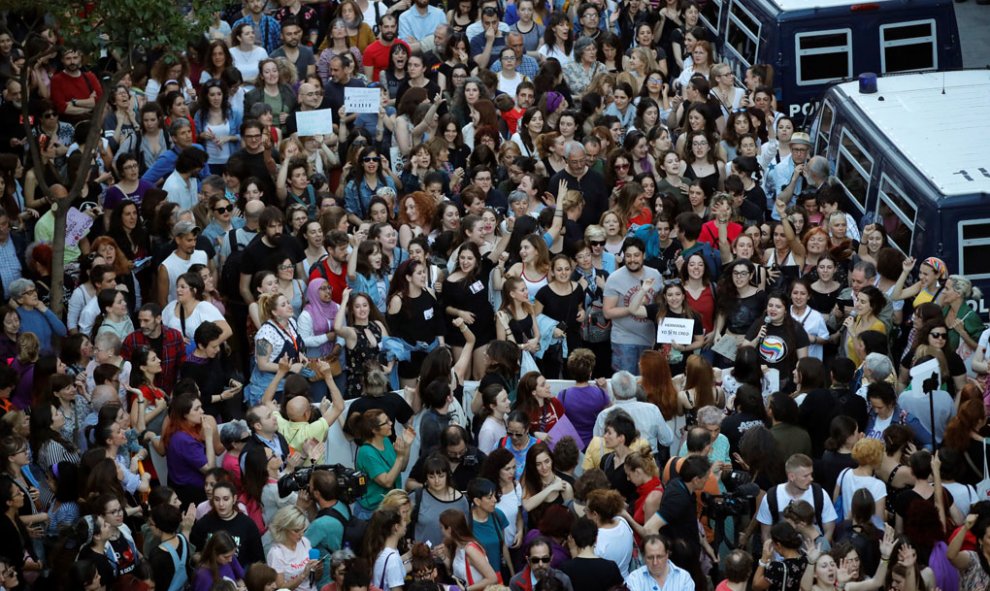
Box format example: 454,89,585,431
344,87,381,114
909,357,941,395
65,207,94,247
295,109,334,136
656,317,694,345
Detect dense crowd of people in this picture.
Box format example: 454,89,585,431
0,2,988,591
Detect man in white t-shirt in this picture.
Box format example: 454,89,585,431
756,453,837,542
157,221,209,306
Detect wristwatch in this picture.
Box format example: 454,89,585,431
70,99,77,107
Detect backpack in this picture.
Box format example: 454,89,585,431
320,505,368,555
219,229,246,301
767,483,826,531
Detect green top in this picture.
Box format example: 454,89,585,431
355,438,399,510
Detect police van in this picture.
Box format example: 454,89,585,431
698,0,962,117
809,70,990,317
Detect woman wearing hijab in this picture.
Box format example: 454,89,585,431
298,278,344,398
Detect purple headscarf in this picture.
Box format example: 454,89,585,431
304,278,339,335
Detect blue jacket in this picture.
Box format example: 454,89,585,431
866,404,933,450
17,307,67,356
141,144,211,185
344,176,396,220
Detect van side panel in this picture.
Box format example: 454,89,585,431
720,0,962,117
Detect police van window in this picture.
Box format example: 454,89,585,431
880,20,937,73
836,129,872,213
795,30,852,86
876,175,917,255
700,0,724,43
959,220,990,280
814,101,834,156
725,0,760,68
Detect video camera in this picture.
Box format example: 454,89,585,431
701,469,760,520
277,464,368,504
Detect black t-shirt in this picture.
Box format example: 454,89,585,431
409,445,487,491
744,319,809,380
559,557,624,591
345,392,415,435
656,478,700,551
726,291,768,334
549,169,609,228
239,234,300,278
237,149,277,198
78,546,119,587
189,512,264,565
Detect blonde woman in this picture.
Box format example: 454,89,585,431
267,506,320,591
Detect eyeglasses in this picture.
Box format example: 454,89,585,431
243,133,262,139
507,430,527,438
648,77,663,84
615,163,630,170
529,556,552,564
214,205,233,214
42,112,57,119
377,419,391,428
362,156,381,163
930,332,948,339
732,270,751,276
501,55,516,61
278,264,294,271
692,141,709,147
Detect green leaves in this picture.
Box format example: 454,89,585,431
20,0,225,74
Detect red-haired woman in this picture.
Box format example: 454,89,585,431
160,393,215,507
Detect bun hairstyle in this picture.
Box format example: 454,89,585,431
769,520,803,549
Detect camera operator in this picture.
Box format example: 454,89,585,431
406,425,486,492
302,470,349,589
645,455,711,589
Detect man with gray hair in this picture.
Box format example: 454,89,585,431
593,370,674,456
550,141,608,227
856,352,895,398
83,384,127,449
142,118,210,185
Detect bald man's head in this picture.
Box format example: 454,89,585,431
298,82,321,109
286,395,312,422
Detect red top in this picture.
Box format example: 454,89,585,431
698,220,742,248
627,207,652,228
528,398,565,435
633,476,664,527
685,285,716,333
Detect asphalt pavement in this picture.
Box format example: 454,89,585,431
957,0,990,67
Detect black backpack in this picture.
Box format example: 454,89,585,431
219,229,246,301
767,482,826,531
320,505,368,555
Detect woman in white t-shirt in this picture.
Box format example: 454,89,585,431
834,437,887,520
162,272,233,345
368,509,408,591
476,385,512,454
229,22,268,91
267,506,319,591
586,489,635,577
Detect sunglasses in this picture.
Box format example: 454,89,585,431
529,556,552,564
362,156,381,163
589,240,605,247
930,332,947,339
214,205,233,214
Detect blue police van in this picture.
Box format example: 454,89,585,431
698,0,963,117
809,70,990,317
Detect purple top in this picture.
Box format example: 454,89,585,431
192,558,245,591
104,180,155,209
10,359,35,411
166,430,207,487
557,385,610,445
